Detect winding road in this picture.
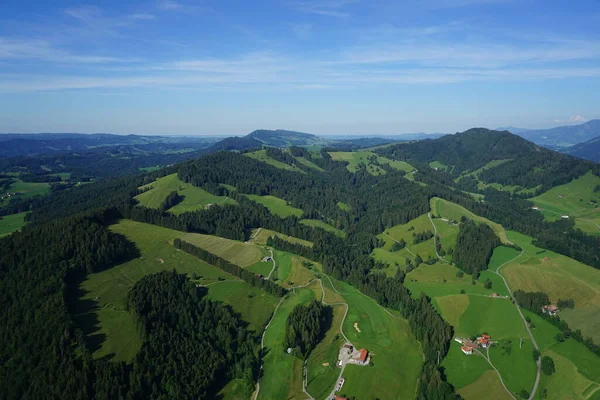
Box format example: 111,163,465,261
427,212,449,264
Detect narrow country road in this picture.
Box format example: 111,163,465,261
253,296,286,400
265,249,276,280
490,249,542,400
427,212,449,264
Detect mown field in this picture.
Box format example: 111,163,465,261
71,220,278,362
244,194,304,218
135,173,236,214
271,249,317,288
0,211,28,237
328,151,414,177
300,219,345,237
531,171,600,235
248,227,314,247
501,230,600,342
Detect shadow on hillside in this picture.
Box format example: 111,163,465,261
64,270,108,357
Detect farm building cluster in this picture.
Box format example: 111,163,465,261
337,344,370,367
455,334,492,355
1,192,20,200
541,304,559,316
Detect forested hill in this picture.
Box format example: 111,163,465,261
375,128,541,175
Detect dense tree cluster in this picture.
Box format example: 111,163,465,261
453,220,500,276
283,300,331,357
173,238,285,296
266,235,314,260
126,271,258,398
557,298,575,309
514,290,550,311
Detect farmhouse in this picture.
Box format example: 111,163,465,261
355,348,369,364
335,396,348,400
261,256,273,262
532,206,539,210
561,215,569,219
461,346,473,355
343,344,353,353
542,305,559,316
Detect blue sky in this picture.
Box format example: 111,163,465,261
0,0,599,135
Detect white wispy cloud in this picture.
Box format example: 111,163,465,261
292,0,356,18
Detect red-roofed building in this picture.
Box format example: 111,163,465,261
461,346,473,355
542,305,559,316
355,348,369,363
335,396,348,400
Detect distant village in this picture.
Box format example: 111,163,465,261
1,192,21,200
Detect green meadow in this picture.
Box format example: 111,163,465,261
257,283,319,400
0,179,50,206
243,194,304,218
271,249,316,288
330,278,423,400
430,197,511,244
135,173,236,214
71,220,277,363
328,151,414,177
531,171,600,235
300,219,345,237
245,149,307,173
501,230,600,342
0,212,28,237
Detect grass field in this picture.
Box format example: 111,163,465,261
135,173,236,214
531,171,600,235
501,230,600,342
430,197,511,244
244,194,304,218
245,149,307,174
71,220,278,363
522,310,600,400
248,228,314,247
180,232,268,268
458,370,513,400
431,218,459,262
429,160,449,171
331,278,423,400
337,201,351,211
293,155,325,172
271,250,316,288
373,214,437,266
328,151,414,177
0,212,28,237
300,219,345,237
258,284,318,400
0,179,50,206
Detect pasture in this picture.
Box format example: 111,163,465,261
248,228,314,247
244,194,304,218
337,201,351,211
257,284,318,400
501,230,600,342
531,171,600,235
245,149,307,173
522,309,600,400
71,220,277,362
457,370,512,400
135,173,236,213
300,219,345,237
0,179,50,206
293,155,325,171
328,151,414,177
430,197,511,244
329,279,423,400
0,212,28,237
271,250,316,288
374,214,437,266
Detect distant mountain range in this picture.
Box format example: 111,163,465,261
564,135,600,162
499,120,600,149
